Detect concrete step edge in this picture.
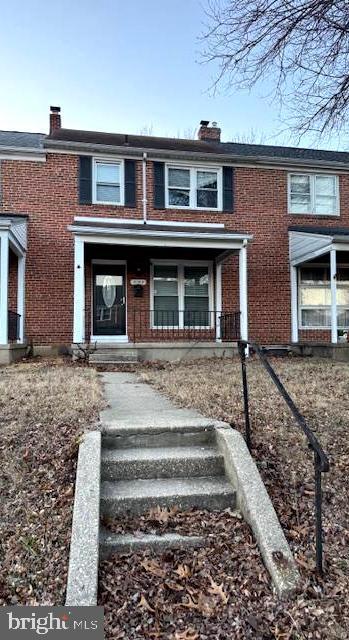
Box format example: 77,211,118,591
101,476,234,500
99,530,206,559
101,445,222,462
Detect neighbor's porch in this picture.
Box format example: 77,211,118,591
0,215,27,364
69,218,252,359
289,227,349,357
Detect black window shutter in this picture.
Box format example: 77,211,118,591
124,159,136,207
153,162,165,209
222,166,234,212
79,156,92,204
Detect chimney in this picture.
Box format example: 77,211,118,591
198,120,221,142
49,106,61,134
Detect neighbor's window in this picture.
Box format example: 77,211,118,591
152,263,211,327
166,165,220,209
299,265,349,328
94,160,122,204
289,174,339,215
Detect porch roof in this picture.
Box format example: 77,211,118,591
0,214,27,255
68,217,253,255
289,225,349,265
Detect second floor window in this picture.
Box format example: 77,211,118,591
289,173,339,216
166,165,221,210
93,160,123,205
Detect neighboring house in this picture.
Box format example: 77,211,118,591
1,106,349,363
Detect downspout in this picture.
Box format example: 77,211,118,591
142,152,148,224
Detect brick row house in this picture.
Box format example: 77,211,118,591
1,106,349,363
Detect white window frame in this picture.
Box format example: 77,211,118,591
298,263,349,329
165,163,223,211
288,173,340,216
92,158,125,206
150,260,214,329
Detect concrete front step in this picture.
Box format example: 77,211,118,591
102,427,217,450
100,476,235,516
101,445,225,480
99,528,205,559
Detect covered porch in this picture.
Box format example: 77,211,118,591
289,226,349,351
0,215,27,364
69,218,252,360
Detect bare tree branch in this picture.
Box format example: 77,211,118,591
202,0,349,136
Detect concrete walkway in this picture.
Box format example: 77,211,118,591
100,372,225,433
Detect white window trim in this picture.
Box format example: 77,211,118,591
92,158,125,206
150,259,214,329
288,173,340,217
298,263,349,330
165,164,223,211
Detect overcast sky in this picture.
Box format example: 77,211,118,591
0,0,342,148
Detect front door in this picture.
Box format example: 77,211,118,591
93,264,126,336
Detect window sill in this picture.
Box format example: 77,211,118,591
165,205,222,212
288,211,340,217
92,201,124,207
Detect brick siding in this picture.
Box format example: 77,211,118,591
2,153,348,346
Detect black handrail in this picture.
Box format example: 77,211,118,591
238,340,330,576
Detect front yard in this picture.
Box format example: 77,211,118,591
139,356,349,638
0,360,103,605
1,354,348,638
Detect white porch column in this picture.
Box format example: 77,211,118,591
0,232,9,344
330,248,338,344
73,237,85,343
239,243,248,342
290,265,299,343
215,262,222,341
17,254,26,343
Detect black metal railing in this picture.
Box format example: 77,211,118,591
238,340,330,576
8,310,21,342
131,309,240,343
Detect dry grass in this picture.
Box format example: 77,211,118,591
140,356,349,637
0,359,104,605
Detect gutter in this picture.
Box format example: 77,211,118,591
0,146,46,161
67,223,253,243
44,139,349,172
142,152,147,223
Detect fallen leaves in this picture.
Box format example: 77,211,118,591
0,361,103,606
138,594,154,612
141,558,166,578
207,576,228,605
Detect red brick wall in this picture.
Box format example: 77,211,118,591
1,153,348,346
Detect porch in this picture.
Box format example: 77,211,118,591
289,226,349,350
69,218,252,361
0,215,27,364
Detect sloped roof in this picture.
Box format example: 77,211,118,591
0,131,45,149
46,127,349,165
